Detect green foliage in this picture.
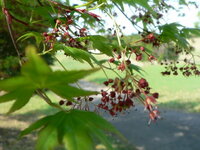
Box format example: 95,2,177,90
0,31,16,58
77,35,115,56
87,35,115,56
159,23,188,48
20,110,121,150
0,46,99,113
54,43,95,67
0,56,20,78
181,28,200,38
17,32,43,47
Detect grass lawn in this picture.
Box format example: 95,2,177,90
142,65,200,112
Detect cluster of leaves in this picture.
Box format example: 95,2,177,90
0,0,200,150
20,110,121,150
0,47,98,113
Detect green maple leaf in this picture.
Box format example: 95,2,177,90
54,43,95,67
20,110,122,150
0,46,99,113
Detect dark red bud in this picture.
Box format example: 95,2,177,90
108,79,114,83
152,93,159,99
89,97,94,101
117,54,121,59
109,58,115,63
136,54,142,61
66,101,73,106
103,81,109,86
43,32,48,37
59,100,65,105
110,91,116,98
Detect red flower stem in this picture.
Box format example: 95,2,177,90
9,14,29,26
2,1,22,66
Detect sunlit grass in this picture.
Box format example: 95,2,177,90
0,92,59,115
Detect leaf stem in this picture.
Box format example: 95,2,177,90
74,0,95,8
54,55,67,71
105,10,122,47
36,90,65,111
100,66,109,80
113,2,147,33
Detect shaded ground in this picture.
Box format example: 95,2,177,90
0,114,36,150
0,109,135,150
109,106,200,150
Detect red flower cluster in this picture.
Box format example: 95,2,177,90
41,4,101,50
142,33,161,47
138,78,149,88
98,77,160,123
99,78,135,116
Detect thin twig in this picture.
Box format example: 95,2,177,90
36,90,65,111
2,0,22,66
113,2,147,33
37,0,43,6
53,55,83,89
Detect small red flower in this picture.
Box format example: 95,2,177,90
108,79,114,83
152,92,159,99
56,19,62,25
109,110,116,116
117,62,126,71
66,101,73,106
117,54,121,59
144,100,153,111
109,58,115,63
149,110,160,121
43,32,48,37
136,54,142,61
140,46,145,51
146,96,157,104
148,55,155,61
64,32,69,37
138,78,148,88
103,81,109,86
147,33,155,41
